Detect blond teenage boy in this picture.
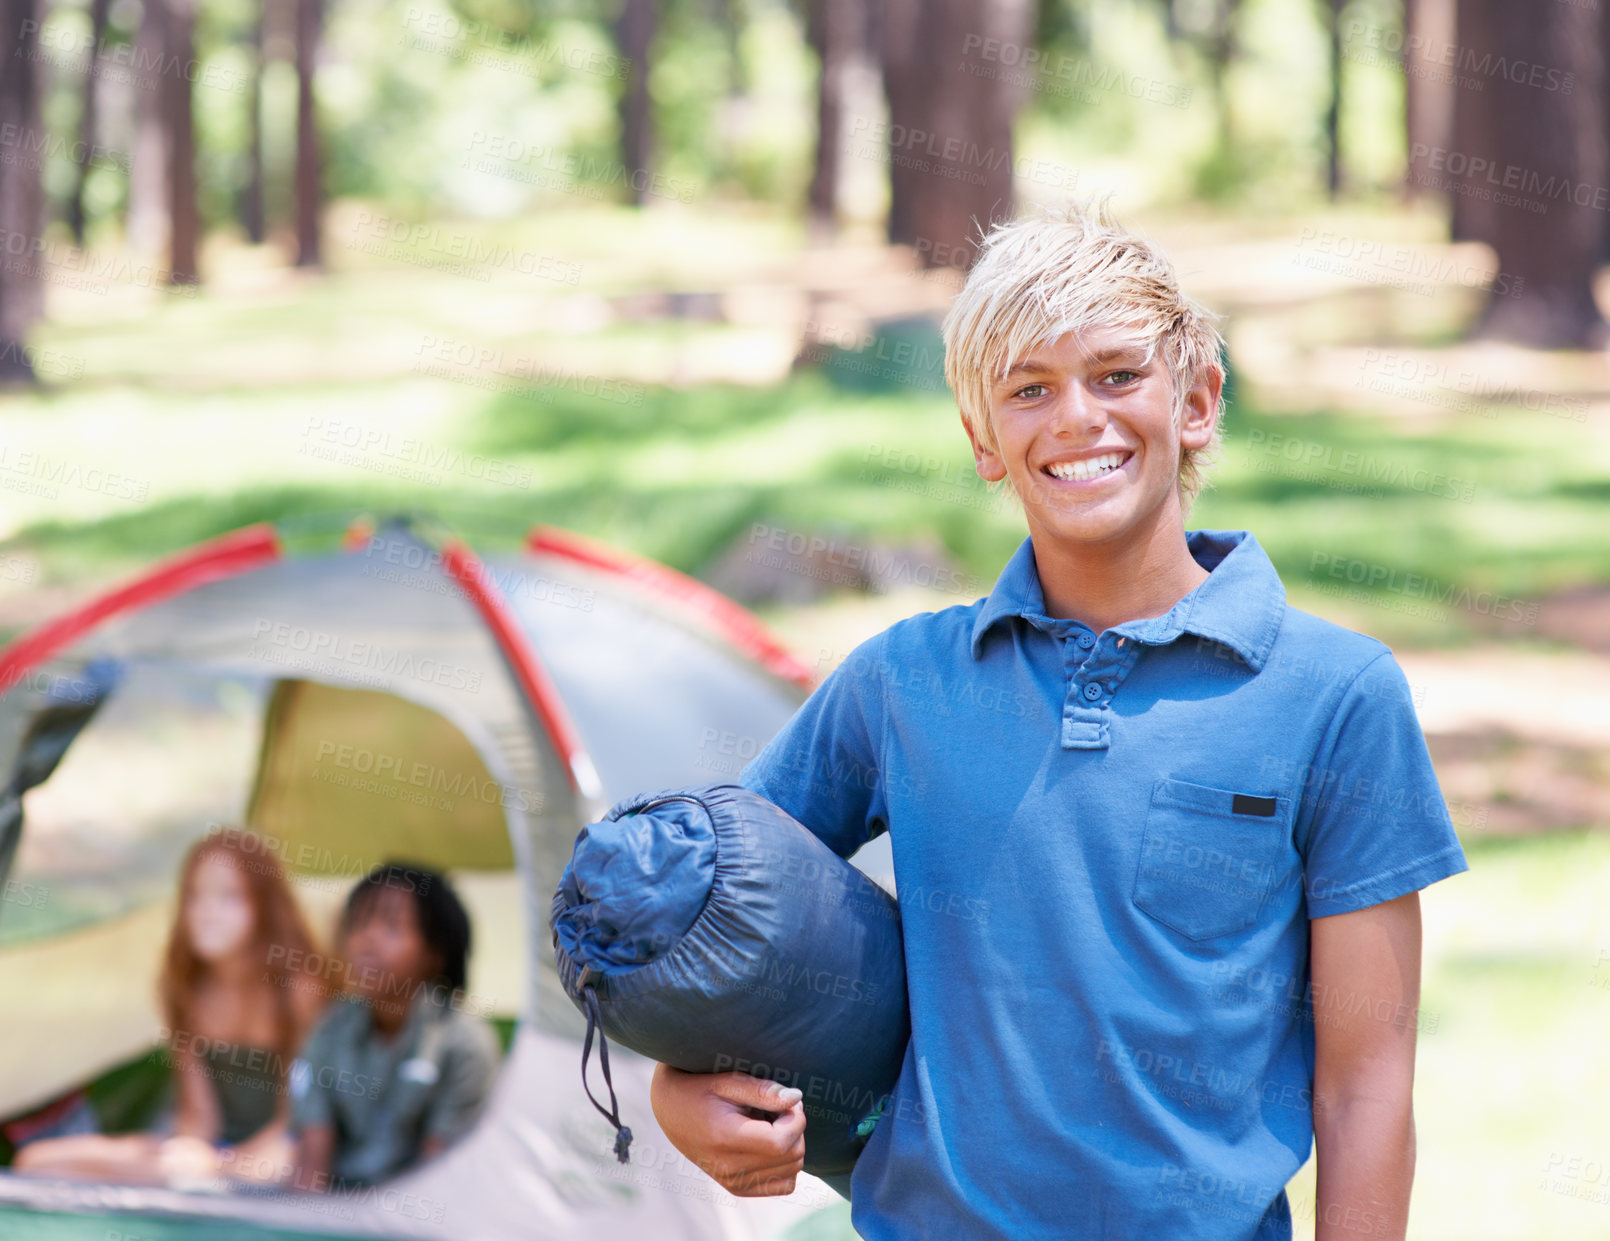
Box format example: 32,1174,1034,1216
651,202,1468,1241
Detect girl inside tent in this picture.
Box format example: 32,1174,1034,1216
12,830,328,1186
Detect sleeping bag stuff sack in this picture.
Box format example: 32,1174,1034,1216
550,782,909,1177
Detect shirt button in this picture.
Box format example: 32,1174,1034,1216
1076,632,1095,649
1082,682,1102,702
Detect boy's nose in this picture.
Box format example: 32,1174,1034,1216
1050,386,1107,434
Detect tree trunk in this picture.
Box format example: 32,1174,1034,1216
1402,0,1456,204
614,0,655,206
806,0,862,233
878,0,1033,268
1205,0,1242,162
0,0,46,383
877,0,922,249
1445,0,1496,241
1452,0,1606,346
293,0,322,265
67,0,113,247
127,0,170,257
241,0,266,245
1602,0,1610,263
161,0,201,284
1322,0,1343,199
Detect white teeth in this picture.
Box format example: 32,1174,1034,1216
1046,452,1124,481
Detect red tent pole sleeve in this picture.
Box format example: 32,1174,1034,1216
525,525,815,690
440,539,603,804
0,523,282,694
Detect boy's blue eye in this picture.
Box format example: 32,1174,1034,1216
1105,370,1140,385
1016,383,1047,399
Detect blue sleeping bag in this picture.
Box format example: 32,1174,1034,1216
551,782,908,1177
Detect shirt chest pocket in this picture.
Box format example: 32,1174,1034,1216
334,1056,437,1132
1132,777,1291,941
378,1065,440,1130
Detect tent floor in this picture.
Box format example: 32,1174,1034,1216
1,1017,520,1169
0,1202,375,1241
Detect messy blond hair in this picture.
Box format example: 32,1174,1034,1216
942,199,1226,510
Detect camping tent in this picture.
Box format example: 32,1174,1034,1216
0,513,877,1240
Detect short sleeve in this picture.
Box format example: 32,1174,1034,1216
738,629,890,858
420,1016,500,1146
1295,650,1469,918
287,1007,339,1136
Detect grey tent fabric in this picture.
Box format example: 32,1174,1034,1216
0,659,120,890
494,553,804,802
0,1026,843,1240
0,517,852,1239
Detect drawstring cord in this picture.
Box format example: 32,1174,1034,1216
580,981,633,1163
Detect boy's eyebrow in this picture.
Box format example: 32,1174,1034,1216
996,344,1151,386
999,359,1050,382
1083,345,1151,366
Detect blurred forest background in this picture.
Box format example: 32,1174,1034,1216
3,0,1610,1237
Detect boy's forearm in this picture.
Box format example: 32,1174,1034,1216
292,1125,335,1192
1309,894,1422,1241
1313,1091,1415,1241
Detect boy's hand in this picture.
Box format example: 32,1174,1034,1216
650,1064,807,1197
157,1135,222,1185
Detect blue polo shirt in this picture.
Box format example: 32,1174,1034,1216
738,529,1467,1240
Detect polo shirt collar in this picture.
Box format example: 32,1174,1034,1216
968,529,1285,671
969,535,1048,656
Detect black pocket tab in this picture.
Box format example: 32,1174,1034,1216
1232,793,1278,818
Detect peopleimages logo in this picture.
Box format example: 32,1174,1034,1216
312,740,542,814
1308,552,1539,625
16,18,247,94
744,523,979,595
959,33,1192,108
1292,226,1523,299
1245,428,1476,502
248,619,485,691
1409,144,1610,210
1344,20,1576,94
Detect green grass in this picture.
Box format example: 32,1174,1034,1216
1374,829,1610,1241
5,201,1609,652
1201,405,1610,644
5,330,1608,653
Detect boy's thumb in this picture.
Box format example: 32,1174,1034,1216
717,1072,804,1112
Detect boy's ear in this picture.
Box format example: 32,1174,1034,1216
1178,364,1224,452
961,410,1007,482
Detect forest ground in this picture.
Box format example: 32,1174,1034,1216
3,200,1608,1239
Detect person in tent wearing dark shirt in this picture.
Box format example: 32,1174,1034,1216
289,862,499,1192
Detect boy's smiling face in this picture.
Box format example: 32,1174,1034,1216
966,324,1221,552
343,883,441,1022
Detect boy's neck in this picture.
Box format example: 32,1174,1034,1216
365,986,419,1041
1027,517,1209,635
